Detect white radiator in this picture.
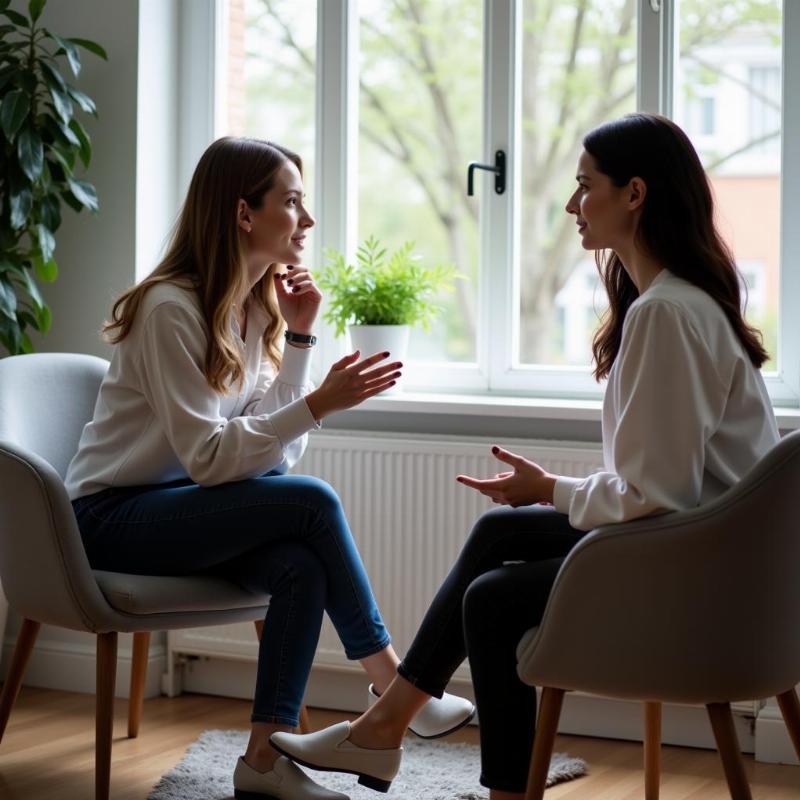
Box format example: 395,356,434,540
169,430,603,681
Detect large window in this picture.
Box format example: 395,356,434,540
220,0,798,405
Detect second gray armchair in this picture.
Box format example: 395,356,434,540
517,429,800,799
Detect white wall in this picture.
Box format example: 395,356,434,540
20,0,141,359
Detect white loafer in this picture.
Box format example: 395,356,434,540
233,755,350,800
270,721,402,793
367,683,476,739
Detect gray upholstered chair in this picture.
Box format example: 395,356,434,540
0,352,307,799
517,429,800,800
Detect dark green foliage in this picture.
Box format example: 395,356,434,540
318,235,462,336
0,0,105,354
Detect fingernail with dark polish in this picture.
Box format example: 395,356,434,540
287,279,294,285
287,265,294,270
383,351,390,357
292,287,299,293
492,446,499,454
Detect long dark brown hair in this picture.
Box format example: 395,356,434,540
104,137,302,393
586,113,769,381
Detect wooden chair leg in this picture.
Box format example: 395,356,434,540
0,618,41,744
706,702,752,800
127,632,150,739
253,618,311,732
775,688,800,761
525,687,565,800
644,702,661,800
96,632,118,800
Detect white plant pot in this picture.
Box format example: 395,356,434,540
348,324,410,395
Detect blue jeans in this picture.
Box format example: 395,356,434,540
72,473,391,727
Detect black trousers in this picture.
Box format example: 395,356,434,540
397,505,587,793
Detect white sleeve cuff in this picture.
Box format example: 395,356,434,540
553,476,583,515
268,396,320,447
277,343,313,386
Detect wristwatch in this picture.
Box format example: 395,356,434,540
284,330,317,346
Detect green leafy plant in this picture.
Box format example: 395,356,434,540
0,0,107,355
318,236,462,336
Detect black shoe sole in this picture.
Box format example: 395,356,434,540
269,741,393,794
234,790,280,800
409,705,477,740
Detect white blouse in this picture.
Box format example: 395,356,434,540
66,281,319,500
553,269,779,531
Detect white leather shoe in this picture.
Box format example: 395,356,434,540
367,683,476,739
270,721,402,793
233,755,350,800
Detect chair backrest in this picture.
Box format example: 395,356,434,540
0,352,108,478
518,429,800,704
0,352,115,631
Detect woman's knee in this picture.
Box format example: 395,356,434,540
462,570,499,630
284,475,344,519
463,506,514,554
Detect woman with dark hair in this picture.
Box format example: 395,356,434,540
65,137,473,800
270,113,779,799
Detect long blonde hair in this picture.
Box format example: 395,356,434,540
104,137,302,393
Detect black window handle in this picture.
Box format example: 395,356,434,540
467,150,506,196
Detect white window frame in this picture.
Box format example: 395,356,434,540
200,0,800,408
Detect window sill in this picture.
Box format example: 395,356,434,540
355,391,800,430
359,391,604,421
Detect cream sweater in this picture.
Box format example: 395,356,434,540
553,270,779,531
66,282,319,500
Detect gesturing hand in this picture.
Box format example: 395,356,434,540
456,446,557,507
304,351,403,421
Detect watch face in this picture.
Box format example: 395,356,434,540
285,331,316,344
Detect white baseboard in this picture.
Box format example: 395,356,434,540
1,635,165,700
755,703,800,765
176,655,756,752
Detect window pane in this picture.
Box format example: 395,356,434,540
675,0,782,372
225,0,317,207
358,0,482,363
518,1,637,366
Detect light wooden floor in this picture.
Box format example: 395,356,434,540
0,687,798,799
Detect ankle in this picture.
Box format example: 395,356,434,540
349,715,404,749
244,742,280,773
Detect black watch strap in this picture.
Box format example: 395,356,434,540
285,330,317,346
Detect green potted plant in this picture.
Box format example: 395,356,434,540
0,0,106,356
318,235,461,392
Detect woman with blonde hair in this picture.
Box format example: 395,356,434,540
65,137,473,800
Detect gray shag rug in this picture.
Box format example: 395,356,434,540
148,729,587,799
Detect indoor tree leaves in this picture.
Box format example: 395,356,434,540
0,88,28,140
17,126,43,180
0,0,103,355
